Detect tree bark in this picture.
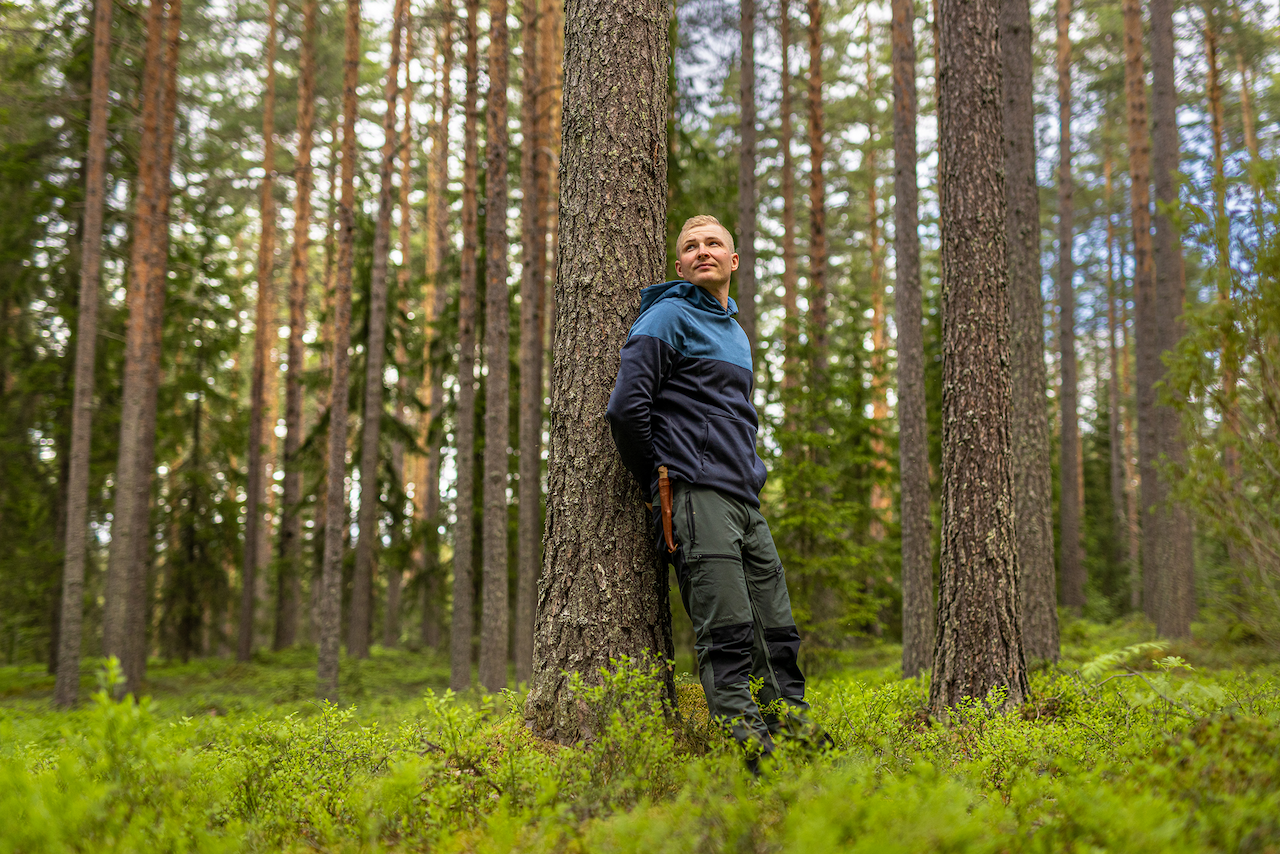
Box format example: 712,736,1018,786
479,0,512,693
276,0,318,652
421,7,454,651
450,0,482,691
515,0,546,686
350,0,408,659
866,19,890,542
1149,0,1193,637
1056,0,1083,613
524,0,673,743
736,0,757,349
805,0,828,397
386,12,419,650
103,0,167,696
56,0,114,708
929,0,1028,715
317,0,362,701
893,0,932,679
779,0,800,425
1104,149,1127,574
1000,0,1058,662
241,0,281,662
1122,0,1157,617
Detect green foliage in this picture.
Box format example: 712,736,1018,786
3,636,1279,852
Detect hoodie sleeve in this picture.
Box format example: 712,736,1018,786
605,333,677,503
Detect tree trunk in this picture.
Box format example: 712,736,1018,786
779,0,800,426
866,19,890,542
102,0,168,695
929,0,1028,715
893,0,932,679
56,0,114,708
450,0,482,691
736,0,757,349
1056,0,1083,613
241,0,281,662
1149,0,1193,637
805,0,828,397
1105,149,1127,574
524,0,673,743
515,0,545,686
350,0,408,659
539,0,563,354
479,0,512,693
1122,0,1157,617
276,0,318,652
1000,0,1058,662
317,0,362,701
422,7,455,651
386,12,418,650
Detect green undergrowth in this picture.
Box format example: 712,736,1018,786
2,619,1279,853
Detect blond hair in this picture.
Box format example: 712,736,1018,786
676,215,735,255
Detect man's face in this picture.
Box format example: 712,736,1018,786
675,224,739,292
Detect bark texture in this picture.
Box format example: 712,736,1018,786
1056,0,1084,612
805,0,828,394
1149,0,1193,637
930,0,1029,715
56,0,114,707
317,0,362,701
479,0,512,693
1122,0,1156,616
736,0,757,349
1001,0,1058,662
450,0,481,691
241,0,281,662
524,0,674,743
779,0,800,418
276,0,318,651
516,0,547,686
350,0,408,659
893,0,933,679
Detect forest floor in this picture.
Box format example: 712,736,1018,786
2,616,1279,853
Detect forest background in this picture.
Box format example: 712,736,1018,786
1,0,1279,724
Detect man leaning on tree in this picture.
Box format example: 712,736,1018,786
606,214,829,774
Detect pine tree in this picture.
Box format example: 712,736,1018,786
929,0,1029,715
525,0,673,743
736,0,757,349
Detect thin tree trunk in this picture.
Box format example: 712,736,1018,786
56,0,114,708
1105,149,1126,573
930,0,1029,715
736,0,757,349
421,8,454,651
275,0,317,652
1056,0,1083,612
866,19,890,543
1122,0,1157,618
386,12,418,650
515,0,545,686
779,0,800,430
541,0,562,353
1149,0,1193,637
894,0,932,679
805,0,827,398
450,0,481,691
317,0,362,701
1234,48,1259,219
1002,0,1058,660
479,0,512,693
350,0,408,659
524,0,673,743
241,0,281,662
102,0,168,696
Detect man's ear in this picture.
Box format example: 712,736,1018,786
730,253,740,272
674,259,684,277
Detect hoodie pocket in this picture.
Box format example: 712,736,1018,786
701,412,766,493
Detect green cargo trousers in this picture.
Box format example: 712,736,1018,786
658,482,809,749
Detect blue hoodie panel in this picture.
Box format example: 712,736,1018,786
606,281,767,507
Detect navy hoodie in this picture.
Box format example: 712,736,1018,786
605,280,767,508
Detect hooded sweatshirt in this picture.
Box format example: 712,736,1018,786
605,280,767,508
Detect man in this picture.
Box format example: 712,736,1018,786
606,214,816,767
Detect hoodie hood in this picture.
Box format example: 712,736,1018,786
638,280,739,317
